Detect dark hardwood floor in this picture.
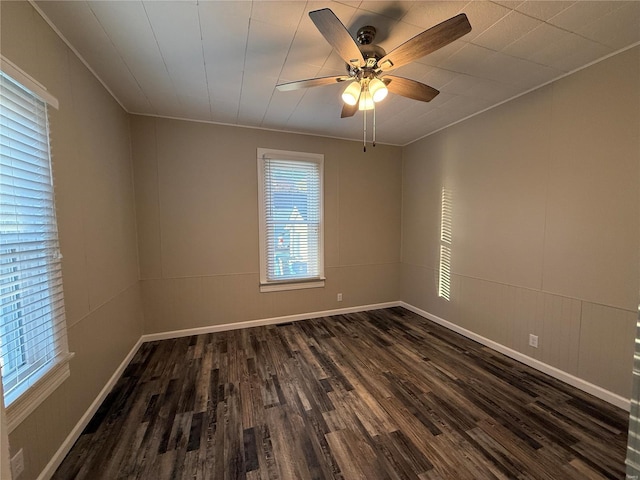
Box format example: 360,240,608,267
53,307,629,479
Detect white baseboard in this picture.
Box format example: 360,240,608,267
400,302,630,411
141,301,402,342
37,337,144,480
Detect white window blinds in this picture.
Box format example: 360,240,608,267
258,149,324,291
0,70,70,409
626,315,640,476
438,188,453,301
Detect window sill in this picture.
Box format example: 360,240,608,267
6,352,74,433
260,279,325,292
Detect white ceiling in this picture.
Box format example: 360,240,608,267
34,0,640,146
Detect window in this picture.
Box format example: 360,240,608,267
627,315,640,476
1,62,71,429
257,148,324,292
438,188,452,301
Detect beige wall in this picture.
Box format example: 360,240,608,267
1,2,144,478
401,46,640,398
132,116,402,333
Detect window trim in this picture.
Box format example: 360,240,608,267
0,55,58,109
5,353,73,432
257,148,325,292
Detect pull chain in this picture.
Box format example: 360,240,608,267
363,91,367,152
373,100,376,147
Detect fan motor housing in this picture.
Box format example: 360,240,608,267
355,25,386,61
359,44,387,61
346,26,387,75
346,43,387,76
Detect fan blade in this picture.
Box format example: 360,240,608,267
378,13,471,71
341,101,359,118
309,9,365,67
384,76,439,102
277,76,350,92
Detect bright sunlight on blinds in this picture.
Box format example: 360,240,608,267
438,188,453,301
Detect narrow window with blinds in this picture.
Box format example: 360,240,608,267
626,312,640,477
0,67,71,427
438,188,453,301
257,148,324,292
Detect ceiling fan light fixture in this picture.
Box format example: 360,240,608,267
342,81,361,106
279,8,473,151
369,78,388,102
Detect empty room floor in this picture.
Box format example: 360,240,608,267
53,307,628,479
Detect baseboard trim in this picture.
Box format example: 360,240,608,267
141,301,402,342
37,337,144,480
400,302,630,411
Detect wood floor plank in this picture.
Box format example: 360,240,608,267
53,308,629,479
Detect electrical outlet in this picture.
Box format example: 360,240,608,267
337,293,343,302
11,448,24,478
529,334,539,348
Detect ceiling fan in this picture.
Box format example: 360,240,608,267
276,8,472,149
